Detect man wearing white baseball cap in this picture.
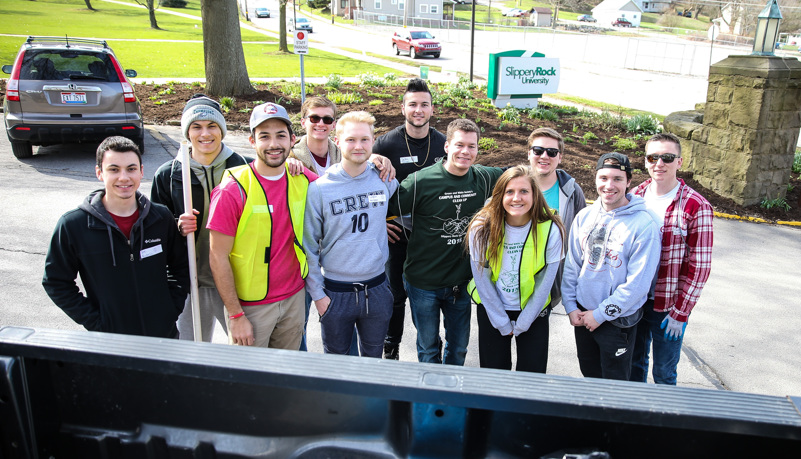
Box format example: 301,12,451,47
207,102,317,349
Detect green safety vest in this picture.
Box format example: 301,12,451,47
468,220,552,310
224,163,309,302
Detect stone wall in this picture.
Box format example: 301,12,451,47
664,55,801,206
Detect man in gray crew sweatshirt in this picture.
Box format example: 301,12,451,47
304,111,399,357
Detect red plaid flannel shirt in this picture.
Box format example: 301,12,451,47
633,179,713,322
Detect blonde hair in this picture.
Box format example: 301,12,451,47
466,165,565,271
335,111,375,137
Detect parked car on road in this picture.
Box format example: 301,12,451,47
502,8,525,17
289,17,313,33
612,18,633,27
2,36,143,159
577,14,597,22
392,30,441,59
255,7,270,18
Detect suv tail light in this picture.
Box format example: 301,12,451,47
6,50,25,102
110,56,137,103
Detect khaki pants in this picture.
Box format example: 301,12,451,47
226,289,304,349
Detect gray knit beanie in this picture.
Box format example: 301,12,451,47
180,94,227,140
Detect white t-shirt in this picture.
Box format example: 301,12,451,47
643,182,680,229
496,221,563,310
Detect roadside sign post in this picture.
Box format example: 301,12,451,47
294,31,308,104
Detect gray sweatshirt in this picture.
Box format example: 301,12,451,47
304,162,399,301
561,195,661,325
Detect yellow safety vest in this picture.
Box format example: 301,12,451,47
224,163,309,302
468,220,552,310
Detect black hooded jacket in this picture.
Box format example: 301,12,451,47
43,190,189,338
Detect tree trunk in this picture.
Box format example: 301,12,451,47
84,0,95,10
147,0,160,29
280,0,290,53
201,0,255,96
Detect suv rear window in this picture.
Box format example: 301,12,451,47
19,51,119,82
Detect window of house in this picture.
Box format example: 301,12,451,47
644,2,649,8
375,0,381,9
399,0,404,10
341,0,348,7
420,4,428,13
430,4,438,14
391,0,397,3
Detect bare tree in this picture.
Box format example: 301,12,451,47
201,0,255,96
279,0,290,53
131,0,161,29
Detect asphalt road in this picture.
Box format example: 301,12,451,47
1,125,799,398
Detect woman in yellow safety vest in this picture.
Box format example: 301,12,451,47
466,165,565,373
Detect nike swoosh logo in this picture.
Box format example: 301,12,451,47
615,348,627,357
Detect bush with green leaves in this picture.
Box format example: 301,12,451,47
325,74,344,89
497,104,523,125
326,92,363,104
610,135,637,151
528,107,558,122
793,151,801,174
760,196,791,212
583,131,598,141
478,137,498,152
358,72,387,87
625,114,661,135
219,96,235,112
578,109,628,131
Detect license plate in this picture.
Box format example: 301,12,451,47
61,92,87,104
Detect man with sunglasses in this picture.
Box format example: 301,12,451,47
527,128,586,308
630,133,714,385
290,96,395,353
372,78,447,360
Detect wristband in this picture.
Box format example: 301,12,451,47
229,312,245,320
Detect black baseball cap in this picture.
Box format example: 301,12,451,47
596,152,632,178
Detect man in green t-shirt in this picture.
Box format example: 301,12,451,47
389,119,503,365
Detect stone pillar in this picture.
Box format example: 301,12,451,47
665,55,801,206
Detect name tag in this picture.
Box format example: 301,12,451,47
369,194,387,203
140,244,163,259
400,156,418,164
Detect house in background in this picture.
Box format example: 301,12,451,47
592,0,643,27
359,0,445,21
528,7,552,27
635,0,670,14
711,2,744,35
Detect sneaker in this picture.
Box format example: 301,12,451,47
383,343,399,360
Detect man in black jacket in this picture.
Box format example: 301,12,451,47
43,136,189,338
151,94,250,341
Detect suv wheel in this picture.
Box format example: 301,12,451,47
136,134,146,155
393,43,399,55
433,53,440,58
410,47,417,59
11,140,33,159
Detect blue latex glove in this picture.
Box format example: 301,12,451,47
660,316,687,341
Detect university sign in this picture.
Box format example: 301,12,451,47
488,50,560,108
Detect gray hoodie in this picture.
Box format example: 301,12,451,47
561,194,661,326
304,162,399,302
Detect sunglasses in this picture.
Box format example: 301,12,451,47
645,153,679,164
529,146,560,158
306,115,335,125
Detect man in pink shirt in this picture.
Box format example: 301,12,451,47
207,103,317,349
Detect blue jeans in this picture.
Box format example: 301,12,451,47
630,301,683,385
404,279,470,366
320,276,393,358
301,290,358,356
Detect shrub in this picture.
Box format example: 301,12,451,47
358,72,387,87
327,92,363,104
793,151,801,174
611,135,637,151
498,104,523,125
625,114,661,135
760,196,791,212
219,96,235,112
478,137,498,152
368,100,383,106
325,74,344,89
528,107,558,122
583,131,598,141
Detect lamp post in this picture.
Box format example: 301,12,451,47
752,0,782,56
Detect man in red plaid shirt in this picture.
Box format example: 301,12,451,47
630,132,714,385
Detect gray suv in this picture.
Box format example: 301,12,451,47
2,36,143,159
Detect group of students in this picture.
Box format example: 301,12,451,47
42,78,713,386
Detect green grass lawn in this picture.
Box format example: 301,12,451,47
0,0,397,78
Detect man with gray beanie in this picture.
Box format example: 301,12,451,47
151,94,251,342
